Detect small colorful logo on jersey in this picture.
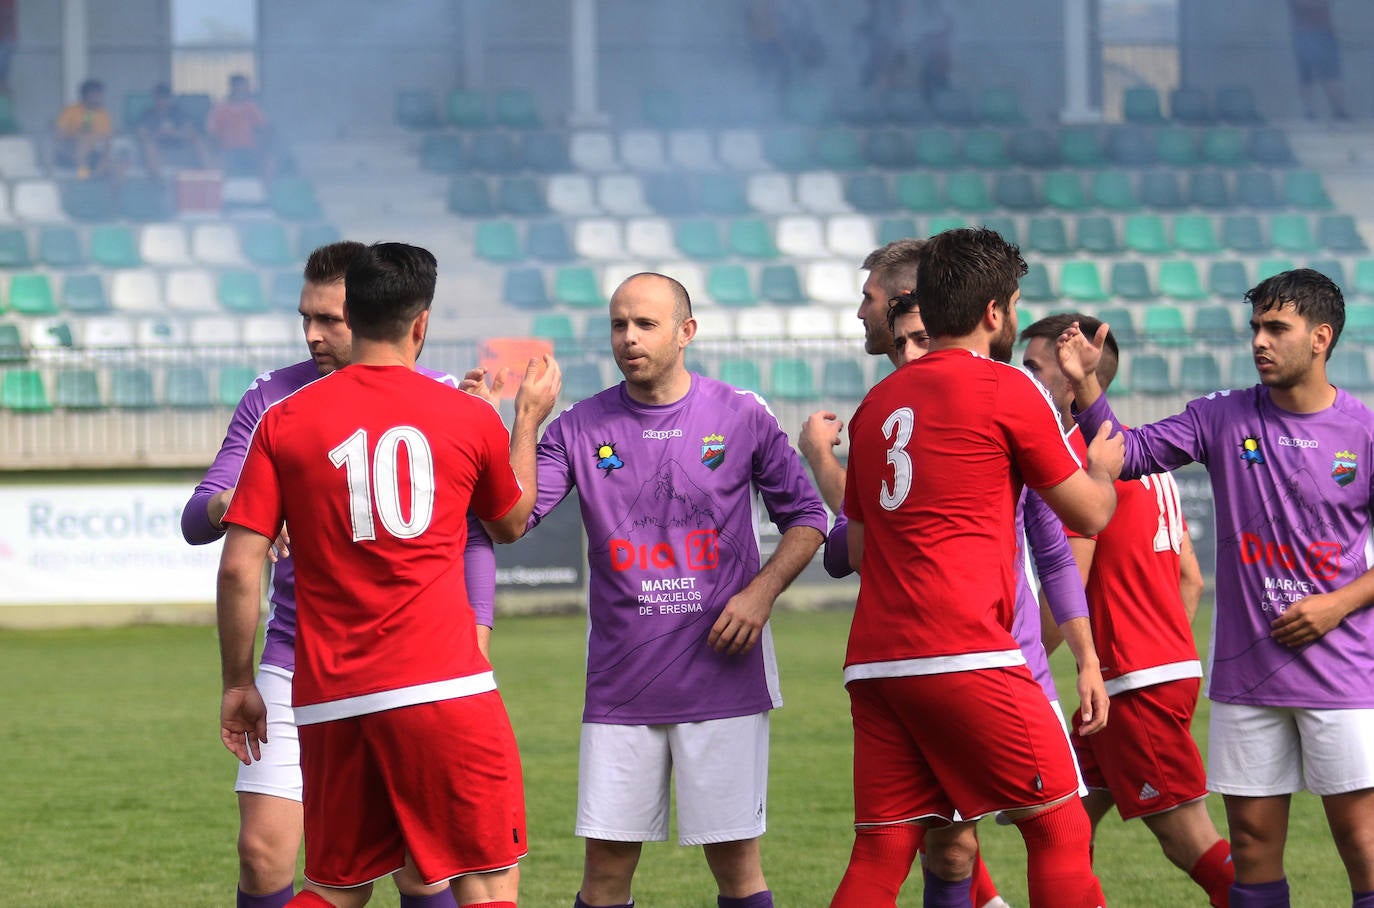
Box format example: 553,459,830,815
701,434,726,470
595,442,624,475
1333,450,1357,487
1239,435,1265,466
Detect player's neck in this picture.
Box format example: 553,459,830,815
929,336,988,357
351,339,416,370
1267,369,1336,414
625,368,691,406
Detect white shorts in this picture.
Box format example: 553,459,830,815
576,713,769,846
1208,701,1374,797
234,666,303,801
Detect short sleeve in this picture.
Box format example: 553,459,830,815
221,414,285,541
468,403,523,523
999,368,1081,491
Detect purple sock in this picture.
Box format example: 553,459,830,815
574,895,634,908
401,889,458,908
718,891,773,908
923,868,973,908
237,885,292,908
1353,890,1374,908
1231,878,1290,908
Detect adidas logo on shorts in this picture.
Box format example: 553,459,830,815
1138,782,1161,801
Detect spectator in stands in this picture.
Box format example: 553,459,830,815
207,73,273,179
857,0,907,91
137,83,208,178
746,0,824,99
54,78,114,179
0,0,16,100
1289,0,1349,120
914,0,953,105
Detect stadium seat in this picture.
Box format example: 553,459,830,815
1308,257,1346,286
1026,216,1070,255
895,173,942,213
470,132,521,173
1144,305,1189,345
1124,215,1171,254
877,217,917,246
718,358,763,394
1201,128,1247,165
494,89,541,129
1059,128,1106,166
2,368,50,411
1234,170,1280,208
981,88,1026,125
239,222,293,267
1179,353,1222,393
1008,128,1059,167
668,130,717,170
625,218,678,259
189,316,241,349
83,320,135,351
191,223,243,266
502,268,549,310
1282,170,1331,209
706,264,757,307
1222,215,1267,253
1193,306,1236,344
1226,351,1256,388
0,323,21,362
106,367,155,409
1329,350,1373,391
521,131,571,172
813,128,864,171
760,265,805,305
29,317,73,354
110,269,164,313
619,130,667,171
395,89,440,129
1355,263,1374,299
218,270,267,314
57,179,114,222
983,216,1020,245
770,359,816,401
746,173,797,215
1256,257,1296,282
0,136,39,177
1109,262,1153,301
54,368,102,409
1075,215,1120,254
120,178,174,222
547,174,599,217
1061,261,1107,302
826,216,877,258
475,222,522,263
1173,214,1221,254
915,129,961,168
993,173,1039,210
217,366,261,406
864,130,915,169
554,267,603,309
140,224,192,267
268,178,322,220
882,90,929,125
1187,170,1232,209
574,219,627,261
1130,354,1175,394
1096,307,1139,348
268,271,300,311
926,216,966,236
786,306,834,338
0,95,19,134
1139,171,1185,209
806,261,860,304
1107,126,1156,166
945,173,991,213
796,173,848,214
675,219,725,260
0,226,29,267
641,88,681,129
525,222,574,262
964,129,1010,167
1342,302,1374,342
497,177,547,216
1270,214,1317,254
776,216,827,258
1042,172,1089,212
8,274,56,315
1090,171,1137,211
1123,86,1165,124
1217,86,1262,124
447,176,495,217
62,274,109,314
1020,263,1055,301
419,133,468,173
297,224,340,258
821,359,866,399
561,361,604,400
1317,215,1366,253
642,174,696,217
762,128,813,171
717,129,767,170
933,88,979,125
598,174,650,216
163,365,212,408
1169,87,1213,125
445,89,489,129
729,219,777,258
698,174,749,217
845,174,894,213
1159,261,1207,300
37,226,85,269
1248,128,1295,166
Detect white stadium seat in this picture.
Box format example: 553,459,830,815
190,223,243,265
775,216,828,258
572,218,626,260
597,174,651,216
11,180,65,222
717,130,766,171
163,268,218,313
619,130,667,171
547,174,600,216
668,130,718,170
787,307,837,340
569,131,619,172
109,269,165,313
826,215,878,258
805,260,860,305
795,173,850,214
746,173,797,215
625,218,677,259
140,224,192,267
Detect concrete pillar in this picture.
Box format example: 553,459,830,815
61,0,89,103
568,0,607,126
1062,0,1101,123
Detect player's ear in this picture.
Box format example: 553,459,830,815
1311,321,1333,357
982,298,1001,330
678,316,697,347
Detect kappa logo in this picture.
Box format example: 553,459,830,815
1138,782,1161,801
595,442,624,475
1333,450,1357,488
1239,435,1265,466
701,433,726,470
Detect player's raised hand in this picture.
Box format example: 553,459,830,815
709,587,772,656
1056,320,1109,387
799,411,843,465
514,354,562,425
459,366,506,407
220,684,268,765
1086,419,1124,483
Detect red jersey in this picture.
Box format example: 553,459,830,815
1066,427,1201,693
842,349,1080,679
225,365,522,723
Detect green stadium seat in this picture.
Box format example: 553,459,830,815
676,219,725,260
1026,216,1070,255
1217,86,1262,124
707,264,757,307
641,88,682,129
419,133,469,173
163,365,212,408
875,90,926,126
1256,257,1296,282
0,94,20,133
526,222,574,262
1144,305,1189,345
448,176,495,217
1076,215,1120,254
561,361,604,399
471,132,521,173
214,366,258,406
1042,171,1089,211
1125,215,1171,254
9,274,56,315
896,173,942,213
503,268,549,310
762,128,813,171
0,227,30,267
1130,354,1175,394
1235,170,1280,208
1248,128,1295,166
530,314,575,352
1193,306,1237,344
61,179,116,222
982,216,1020,245
1307,258,1346,286
1343,302,1374,342
1179,353,1222,393
54,368,102,409
1282,169,1331,209
782,85,831,125
915,129,961,168
1227,351,1257,388
864,130,915,168
475,222,522,263
1091,170,1137,211
945,172,992,213
1008,128,1059,167
1140,171,1185,209
1061,261,1107,302
1169,87,1213,125
297,224,340,257
239,222,293,267
1173,215,1221,254
0,323,24,362
813,128,864,170
719,358,763,394
1317,215,1366,253
1201,127,1247,165
978,87,1024,125
645,174,698,216
62,274,109,313
218,270,267,313
395,89,440,129
697,173,749,217
770,359,816,401
1109,262,1153,301
1095,306,1139,347
496,177,547,216
926,216,966,236
993,173,1039,210
1188,171,1232,209
845,174,894,213
119,178,174,222
268,178,322,220
109,367,155,409
1354,262,1374,299
268,271,300,311
728,219,777,259
760,265,805,304
822,359,866,399
1159,261,1208,301
933,88,979,125
446,90,489,129
554,267,603,308
964,129,1010,167
1222,215,1267,253
1020,262,1054,301
1123,86,1165,124
1329,351,1373,391
2,368,49,411
1059,127,1105,166
1107,126,1156,166
878,218,918,245
38,226,83,268
1270,214,1317,254
494,89,541,129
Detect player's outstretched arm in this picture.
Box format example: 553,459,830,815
1271,567,1374,648
1037,421,1122,537
217,524,273,764
485,355,562,542
708,524,824,656
799,410,847,514
1058,616,1109,736
1057,320,1110,411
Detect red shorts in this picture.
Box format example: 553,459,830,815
1071,677,1207,820
848,667,1081,825
299,691,527,888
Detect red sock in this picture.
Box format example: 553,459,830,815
830,824,922,908
968,849,999,907
1189,839,1234,908
1015,800,1104,908
285,894,333,908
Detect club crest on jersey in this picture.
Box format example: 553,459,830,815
701,434,726,470
595,442,624,475
1333,450,1357,487
1239,435,1265,466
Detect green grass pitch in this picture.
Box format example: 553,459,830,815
0,607,1350,906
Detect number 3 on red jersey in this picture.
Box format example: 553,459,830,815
880,407,914,511
329,426,436,541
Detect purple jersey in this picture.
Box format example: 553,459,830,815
530,375,829,725
1078,386,1374,708
182,360,494,672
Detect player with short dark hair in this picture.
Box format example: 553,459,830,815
1059,268,1374,908
1022,313,1234,907
836,227,1121,908
218,242,560,908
